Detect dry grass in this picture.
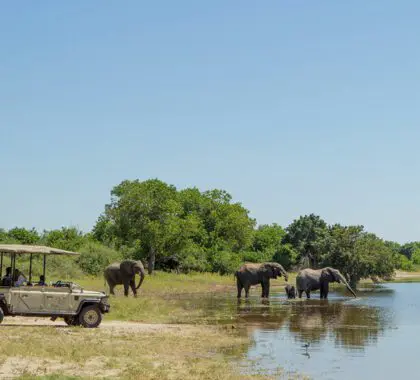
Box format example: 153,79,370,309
0,323,288,380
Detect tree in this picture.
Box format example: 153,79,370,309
399,242,420,260
0,229,8,242
96,179,184,274
252,224,285,254
251,224,298,269
94,180,256,274
41,227,86,251
326,225,395,288
412,248,420,265
7,227,40,244
283,214,328,268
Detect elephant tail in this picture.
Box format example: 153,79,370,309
234,271,240,282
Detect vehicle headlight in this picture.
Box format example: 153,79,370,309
101,296,109,305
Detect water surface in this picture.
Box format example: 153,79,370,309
175,283,419,379
242,283,418,379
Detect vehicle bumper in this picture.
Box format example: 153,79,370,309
99,302,110,313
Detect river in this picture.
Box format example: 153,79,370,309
241,283,418,379
171,282,418,379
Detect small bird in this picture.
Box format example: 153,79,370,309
302,342,310,349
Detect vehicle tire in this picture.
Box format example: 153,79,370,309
78,305,102,328
64,316,81,326
0,307,4,324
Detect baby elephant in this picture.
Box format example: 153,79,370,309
285,284,296,299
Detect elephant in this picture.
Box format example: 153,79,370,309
285,284,296,299
296,267,357,299
155,255,181,273
235,262,288,299
104,260,145,297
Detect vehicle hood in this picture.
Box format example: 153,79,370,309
72,289,107,298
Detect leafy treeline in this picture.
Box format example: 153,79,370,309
1,179,418,286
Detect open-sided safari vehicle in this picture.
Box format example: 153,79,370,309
0,244,110,328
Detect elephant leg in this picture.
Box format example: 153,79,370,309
266,281,270,297
123,281,130,297
245,284,251,298
320,282,328,299
237,280,243,298
305,290,311,299
130,279,137,297
109,284,116,295
298,289,303,298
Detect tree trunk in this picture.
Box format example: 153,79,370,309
148,247,156,275
349,275,358,290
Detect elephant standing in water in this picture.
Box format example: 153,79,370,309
296,267,357,299
235,262,288,299
104,260,145,297
285,284,296,299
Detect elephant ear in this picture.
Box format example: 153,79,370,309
323,267,341,283
321,268,332,281
120,260,135,276
262,263,276,279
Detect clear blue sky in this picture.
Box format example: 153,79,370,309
1,1,419,243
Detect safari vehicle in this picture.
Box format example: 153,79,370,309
0,244,110,328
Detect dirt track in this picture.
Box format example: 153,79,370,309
1,316,193,333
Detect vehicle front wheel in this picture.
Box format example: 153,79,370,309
79,305,102,328
64,316,81,326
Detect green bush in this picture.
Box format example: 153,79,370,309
272,244,298,270
241,250,272,263
179,251,209,273
395,254,415,271
77,242,122,276
209,251,242,275
411,249,420,265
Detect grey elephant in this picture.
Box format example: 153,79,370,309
285,284,296,299
235,262,288,298
104,260,145,297
296,267,357,299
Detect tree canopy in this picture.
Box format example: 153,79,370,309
2,178,416,285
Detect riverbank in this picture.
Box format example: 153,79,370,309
2,270,418,379
73,270,420,324
1,318,287,379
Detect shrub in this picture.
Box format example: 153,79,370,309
241,250,272,263
77,242,122,276
411,249,420,265
272,244,299,270
179,251,209,273
209,251,242,275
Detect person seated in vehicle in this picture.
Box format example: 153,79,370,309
13,269,27,287
1,267,12,286
35,275,46,286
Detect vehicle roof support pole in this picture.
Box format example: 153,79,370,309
29,253,33,284
43,254,46,281
11,254,16,286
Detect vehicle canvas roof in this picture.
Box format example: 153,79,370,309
0,244,80,256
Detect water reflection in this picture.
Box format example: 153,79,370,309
170,283,418,379
232,294,391,350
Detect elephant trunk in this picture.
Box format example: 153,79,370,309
280,267,288,282
337,272,357,298
136,268,145,290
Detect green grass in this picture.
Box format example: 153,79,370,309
76,272,237,323
74,271,294,324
